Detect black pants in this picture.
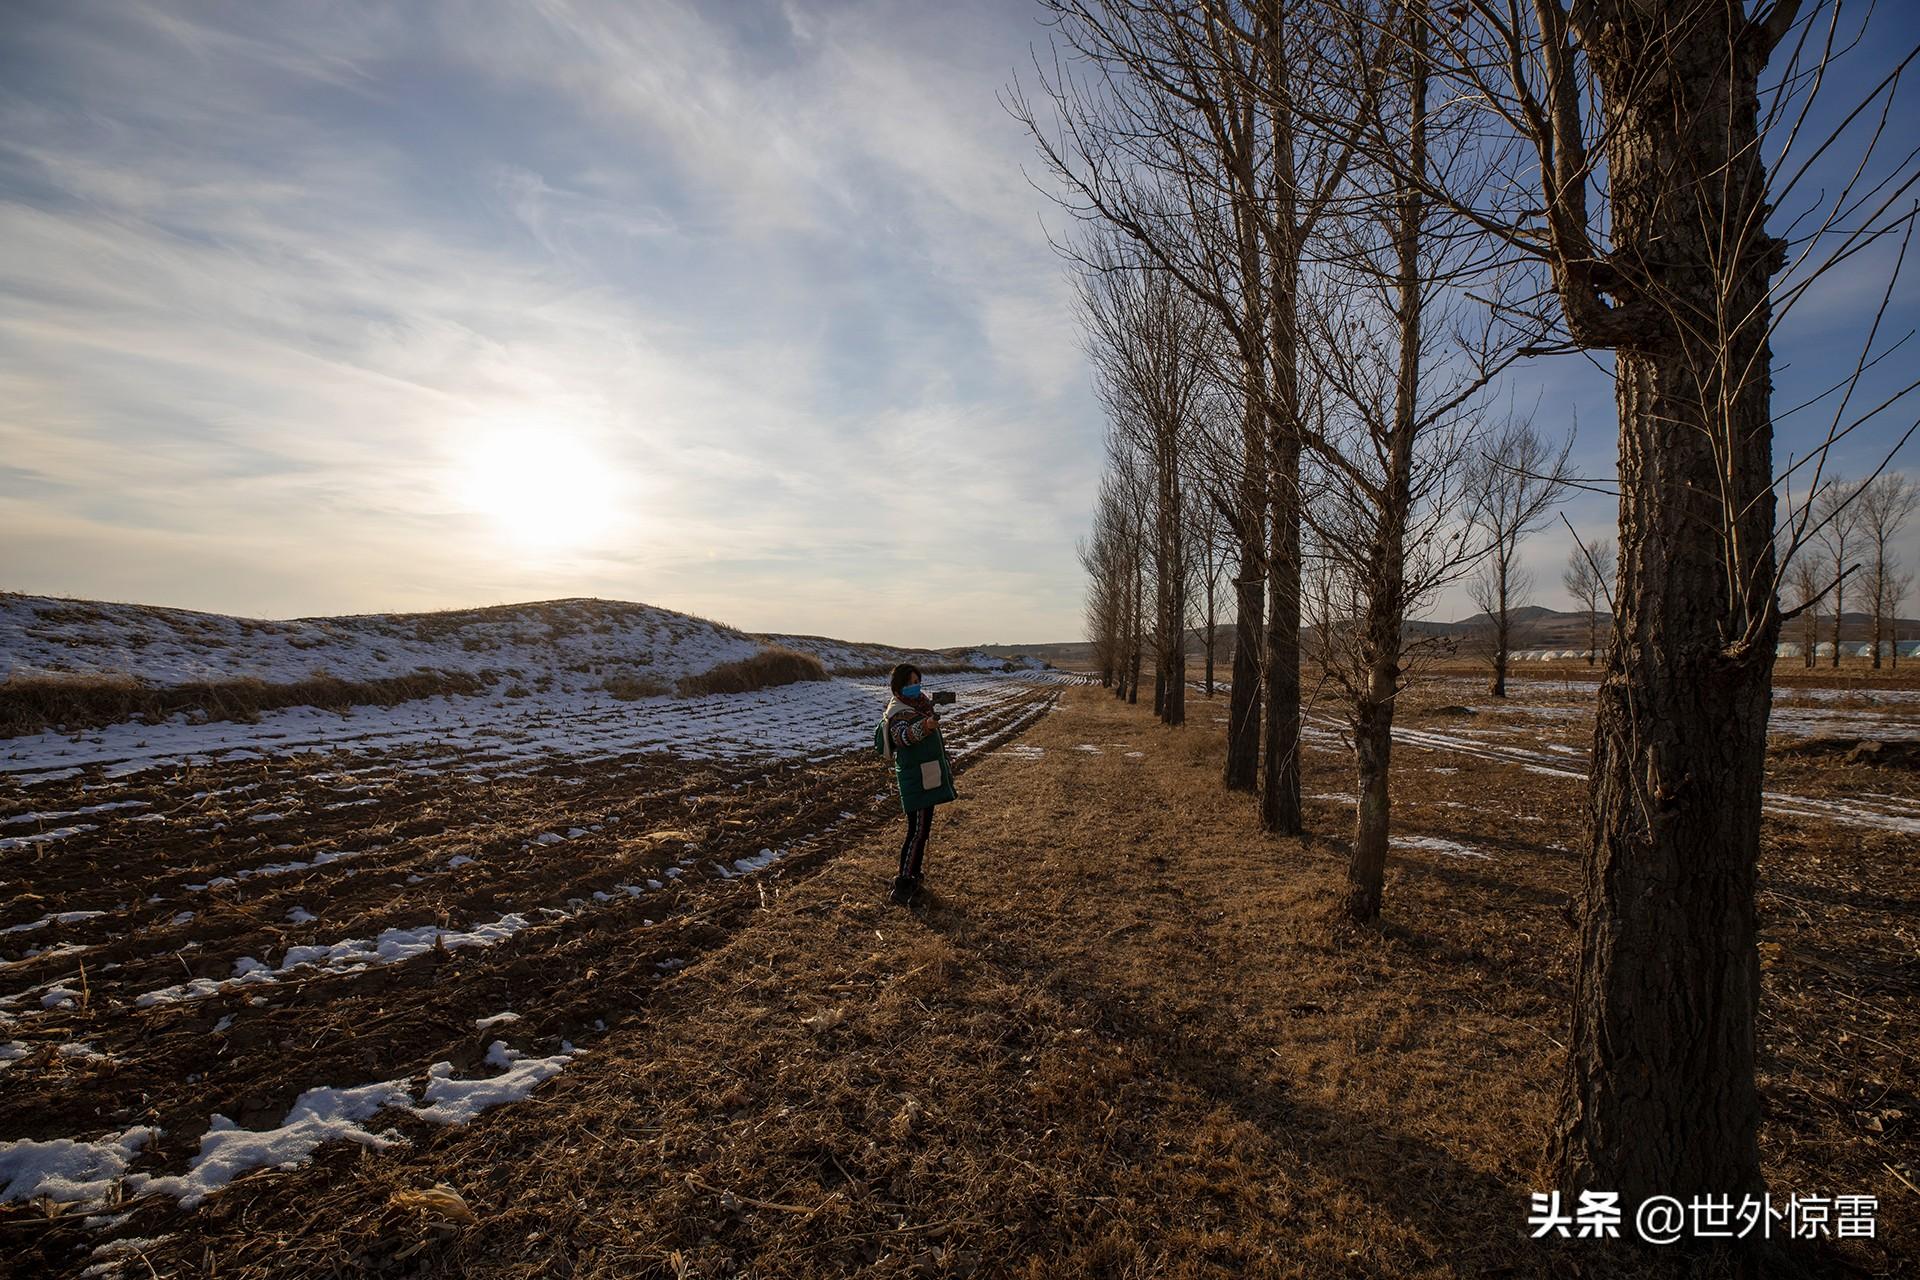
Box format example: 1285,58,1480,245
898,806,933,881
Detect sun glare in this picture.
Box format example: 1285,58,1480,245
456,428,621,551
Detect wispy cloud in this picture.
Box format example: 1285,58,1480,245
0,0,1099,645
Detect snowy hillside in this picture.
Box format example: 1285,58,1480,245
0,595,1043,693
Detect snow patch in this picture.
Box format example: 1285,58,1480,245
1391,834,1491,860
0,1127,158,1205
0,825,97,851
127,1081,412,1208
3,910,106,936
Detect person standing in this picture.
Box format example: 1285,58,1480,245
874,663,956,904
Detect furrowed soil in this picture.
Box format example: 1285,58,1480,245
5,682,1915,1278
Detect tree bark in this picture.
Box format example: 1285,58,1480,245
1161,423,1187,727
1226,562,1262,786
1204,571,1218,697
1121,552,1136,706
1871,546,1886,669
1490,551,1511,697
1225,393,1265,790
1830,573,1844,667
1258,4,1304,836
1262,429,1304,834
1345,13,1422,922
1347,485,1413,921
1550,0,1780,1205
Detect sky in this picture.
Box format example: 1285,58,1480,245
1,1,1916,648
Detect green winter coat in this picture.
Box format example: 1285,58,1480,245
875,698,957,814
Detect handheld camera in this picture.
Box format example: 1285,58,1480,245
930,690,958,706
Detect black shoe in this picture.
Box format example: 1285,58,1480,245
889,876,915,906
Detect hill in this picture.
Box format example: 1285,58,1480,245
1,594,1048,689
0,594,1052,737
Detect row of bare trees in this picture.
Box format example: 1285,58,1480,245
1784,473,1919,666
1025,0,1918,1229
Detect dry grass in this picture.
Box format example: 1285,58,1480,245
602,672,671,701
0,669,490,737
676,646,830,697
91,685,1908,1279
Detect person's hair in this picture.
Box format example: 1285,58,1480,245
889,663,921,695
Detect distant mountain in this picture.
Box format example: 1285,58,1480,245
984,606,1920,666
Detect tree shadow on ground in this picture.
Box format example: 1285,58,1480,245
914,893,1572,1277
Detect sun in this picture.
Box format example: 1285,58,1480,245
455,427,620,551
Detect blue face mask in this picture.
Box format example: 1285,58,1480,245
899,683,922,700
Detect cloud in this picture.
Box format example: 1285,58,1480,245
0,0,1103,646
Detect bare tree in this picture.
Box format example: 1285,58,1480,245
1389,0,1920,1205
1812,476,1865,667
1187,476,1233,696
1079,242,1215,728
1858,473,1918,667
1784,553,1823,669
1461,420,1569,696
1108,447,1151,705
1079,470,1139,688
1561,535,1615,665
1889,569,1914,670
1468,558,1532,672
1012,0,1384,833
1293,0,1523,923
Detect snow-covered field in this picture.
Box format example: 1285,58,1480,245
0,593,1076,1270
0,668,1073,1247
2,669,1072,786
1297,674,1920,836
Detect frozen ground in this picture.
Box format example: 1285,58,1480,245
2,670,1076,786
0,657,1073,1255
4,606,1913,1270
1300,674,1920,835
0,592,1074,1267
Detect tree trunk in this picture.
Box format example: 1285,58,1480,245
1226,562,1262,783
1490,552,1511,697
1121,552,1136,710
1225,423,1265,789
1550,1,1779,1206
1586,607,1597,665
1346,673,1394,922
1556,352,1775,1204
1261,435,1304,834
1871,548,1886,668
1168,565,1187,726
1346,20,1423,923
1258,6,1304,837
1830,573,1843,667
1162,447,1186,728
1204,576,1218,697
